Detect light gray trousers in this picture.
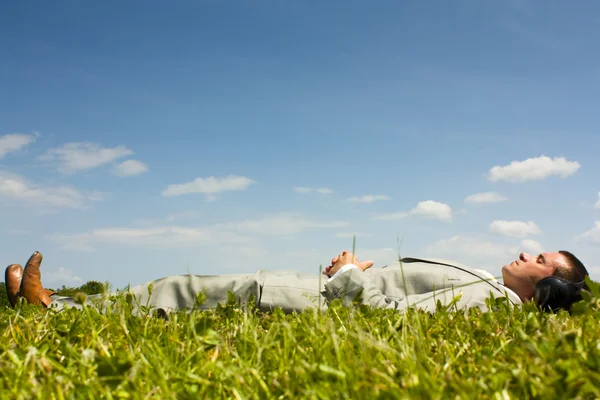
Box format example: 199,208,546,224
49,270,328,314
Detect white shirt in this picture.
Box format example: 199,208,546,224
327,263,358,282
473,268,522,303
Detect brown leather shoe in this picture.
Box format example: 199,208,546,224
19,251,54,307
5,264,24,308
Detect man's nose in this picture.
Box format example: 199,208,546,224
520,252,531,262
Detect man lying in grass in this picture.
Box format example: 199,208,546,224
5,249,589,315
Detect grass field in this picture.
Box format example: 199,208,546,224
1,286,600,399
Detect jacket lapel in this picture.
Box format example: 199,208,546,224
399,256,521,305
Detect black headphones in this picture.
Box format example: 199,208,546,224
534,276,587,312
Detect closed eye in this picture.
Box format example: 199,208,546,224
538,254,546,264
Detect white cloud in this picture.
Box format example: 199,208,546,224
58,239,97,253
133,211,200,226
595,192,600,209
422,236,515,262
161,175,256,198
0,133,36,158
419,235,519,276
53,214,348,251
489,220,542,238
374,212,410,220
113,160,148,177
519,239,544,254
95,227,251,247
53,226,254,252
412,201,453,221
44,267,83,287
488,155,580,183
40,142,133,173
355,248,399,266
86,191,110,202
293,186,333,194
346,195,390,203
464,192,508,204
285,247,397,268
221,214,349,236
374,200,453,222
335,232,372,238
577,221,600,244
0,172,106,210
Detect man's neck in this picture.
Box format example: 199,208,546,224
501,282,532,303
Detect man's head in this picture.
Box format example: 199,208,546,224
501,250,588,302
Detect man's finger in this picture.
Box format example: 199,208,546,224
361,260,374,270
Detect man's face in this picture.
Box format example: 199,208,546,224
501,252,567,301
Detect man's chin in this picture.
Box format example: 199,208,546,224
500,265,511,281
502,260,519,272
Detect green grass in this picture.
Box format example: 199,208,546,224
1,290,600,399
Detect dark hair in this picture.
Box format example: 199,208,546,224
556,250,589,289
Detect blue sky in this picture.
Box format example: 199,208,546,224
1,1,599,289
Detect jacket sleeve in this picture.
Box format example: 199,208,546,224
322,268,490,313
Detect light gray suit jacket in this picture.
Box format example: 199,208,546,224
319,257,522,313
50,256,522,314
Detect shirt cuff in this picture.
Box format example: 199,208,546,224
328,264,359,282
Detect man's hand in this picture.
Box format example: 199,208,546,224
323,250,374,278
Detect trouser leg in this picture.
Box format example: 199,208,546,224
49,293,103,310
258,270,327,313
49,270,267,313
